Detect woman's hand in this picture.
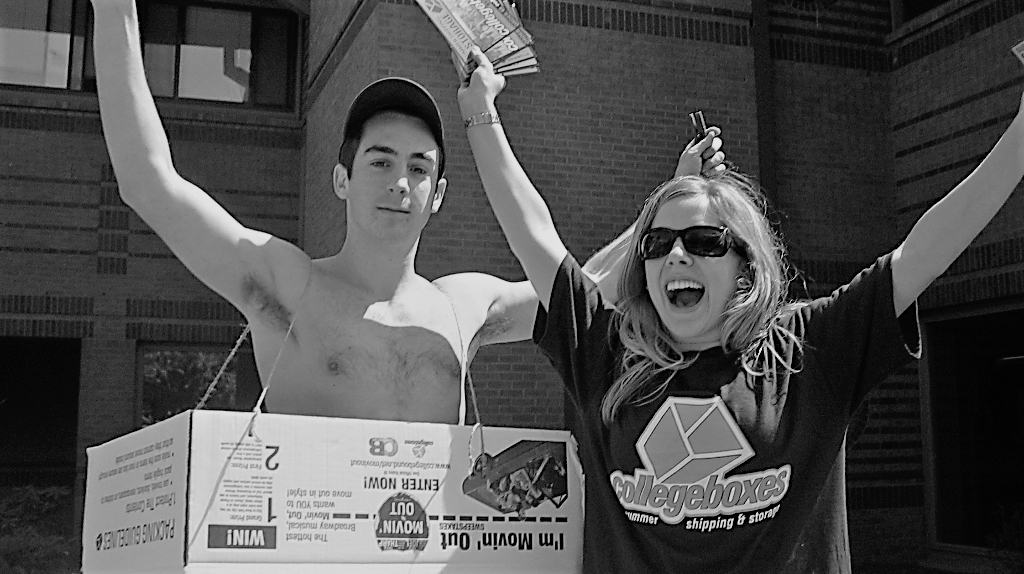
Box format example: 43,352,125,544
675,127,726,177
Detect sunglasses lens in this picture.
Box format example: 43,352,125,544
640,229,674,260
685,228,729,257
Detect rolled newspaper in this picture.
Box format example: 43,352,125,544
416,0,540,79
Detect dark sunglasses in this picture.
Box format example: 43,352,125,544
638,226,741,260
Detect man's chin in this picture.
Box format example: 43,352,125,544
367,222,426,243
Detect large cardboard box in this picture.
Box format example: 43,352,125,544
82,411,583,573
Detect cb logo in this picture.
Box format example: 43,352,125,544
369,437,398,457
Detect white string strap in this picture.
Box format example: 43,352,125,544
251,314,297,415
251,260,314,425
195,323,251,410
196,259,313,420
438,286,485,470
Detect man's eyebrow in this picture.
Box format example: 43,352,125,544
361,145,435,165
362,144,397,156
410,151,437,165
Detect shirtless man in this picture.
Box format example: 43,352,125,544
91,0,723,424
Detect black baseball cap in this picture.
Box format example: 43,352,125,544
340,77,446,176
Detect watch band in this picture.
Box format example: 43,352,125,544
463,111,500,129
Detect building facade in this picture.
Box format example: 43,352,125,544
0,0,1021,570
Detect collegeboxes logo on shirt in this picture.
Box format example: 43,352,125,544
609,396,790,525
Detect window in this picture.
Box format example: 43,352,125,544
137,344,261,426
179,7,252,102
898,0,955,24
0,338,80,486
0,0,92,90
0,0,297,109
141,2,297,107
925,308,1024,554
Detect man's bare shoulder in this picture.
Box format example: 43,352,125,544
434,271,509,291
433,272,530,307
434,272,539,346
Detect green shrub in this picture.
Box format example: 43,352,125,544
0,486,78,574
989,502,1024,574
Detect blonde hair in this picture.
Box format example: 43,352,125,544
601,171,806,425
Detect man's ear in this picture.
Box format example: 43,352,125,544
333,164,350,200
430,178,448,213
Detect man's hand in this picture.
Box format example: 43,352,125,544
457,48,506,119
675,126,726,177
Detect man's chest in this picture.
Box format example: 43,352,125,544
306,282,467,346
254,321,465,421
250,281,474,421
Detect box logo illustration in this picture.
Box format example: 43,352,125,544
610,396,790,526
405,438,433,458
638,395,753,484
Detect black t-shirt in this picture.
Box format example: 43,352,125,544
534,253,920,573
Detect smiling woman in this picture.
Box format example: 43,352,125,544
460,45,1024,573
643,197,746,346
610,174,805,425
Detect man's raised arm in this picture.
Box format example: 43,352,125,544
91,0,308,315
456,50,567,309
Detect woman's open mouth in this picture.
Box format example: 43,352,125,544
666,279,705,308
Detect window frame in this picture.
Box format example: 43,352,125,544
139,0,299,110
918,296,1024,568
0,0,92,92
0,0,300,112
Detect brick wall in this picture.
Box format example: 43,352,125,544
766,0,896,269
